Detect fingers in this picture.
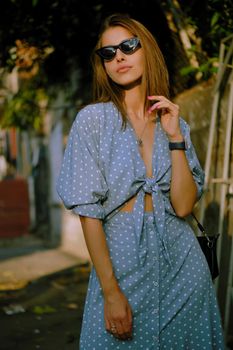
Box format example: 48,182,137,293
104,291,133,341
105,317,111,331
147,95,179,116
106,322,132,341
105,309,133,341
116,321,132,340
118,307,133,340
107,320,133,341
126,304,133,333
120,310,133,340
147,95,168,102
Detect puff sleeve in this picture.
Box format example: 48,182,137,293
56,107,109,219
180,118,205,200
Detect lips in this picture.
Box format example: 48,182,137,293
117,65,132,73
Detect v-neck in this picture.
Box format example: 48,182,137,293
127,116,158,178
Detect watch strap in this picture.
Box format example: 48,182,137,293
169,141,186,150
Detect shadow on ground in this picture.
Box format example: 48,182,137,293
0,263,90,350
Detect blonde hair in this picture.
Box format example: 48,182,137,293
91,13,169,129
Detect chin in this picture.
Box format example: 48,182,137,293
116,77,142,90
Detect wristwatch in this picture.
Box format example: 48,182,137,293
169,141,186,151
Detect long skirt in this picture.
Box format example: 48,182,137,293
79,211,225,349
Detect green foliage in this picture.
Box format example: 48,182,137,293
207,4,233,52
0,0,231,128
1,86,47,131
180,58,219,80
179,0,233,80
180,66,197,77
32,0,39,7
32,305,56,314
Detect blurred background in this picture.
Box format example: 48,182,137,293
0,0,232,349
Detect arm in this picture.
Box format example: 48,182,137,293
57,107,132,340
169,134,197,217
79,216,119,295
148,95,200,217
79,216,133,340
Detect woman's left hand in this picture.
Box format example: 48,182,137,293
147,95,183,141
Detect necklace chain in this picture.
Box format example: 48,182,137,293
127,115,150,147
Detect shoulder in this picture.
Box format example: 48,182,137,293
179,116,190,134
74,102,116,130
179,117,194,149
74,103,103,127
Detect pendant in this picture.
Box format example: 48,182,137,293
137,138,143,147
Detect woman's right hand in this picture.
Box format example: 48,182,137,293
104,286,133,341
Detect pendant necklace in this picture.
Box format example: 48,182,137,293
127,115,150,147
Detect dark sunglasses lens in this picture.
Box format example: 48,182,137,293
99,47,116,60
96,38,140,60
121,38,139,53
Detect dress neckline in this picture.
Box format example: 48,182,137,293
127,116,159,179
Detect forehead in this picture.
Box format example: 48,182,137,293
101,26,133,46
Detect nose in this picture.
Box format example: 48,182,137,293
115,48,125,62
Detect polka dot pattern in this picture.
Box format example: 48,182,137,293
57,102,225,349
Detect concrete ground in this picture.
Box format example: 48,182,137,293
0,209,91,350
0,209,90,290
0,263,90,350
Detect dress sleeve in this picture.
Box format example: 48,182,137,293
56,107,109,219
180,118,205,200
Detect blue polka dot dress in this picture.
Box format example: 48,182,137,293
57,102,225,349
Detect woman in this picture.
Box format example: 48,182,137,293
57,13,225,349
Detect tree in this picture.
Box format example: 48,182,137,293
0,0,232,130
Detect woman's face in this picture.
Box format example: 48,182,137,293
101,26,144,88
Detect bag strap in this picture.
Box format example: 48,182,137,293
191,213,220,250
191,212,205,234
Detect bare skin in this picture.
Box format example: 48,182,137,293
80,26,197,341
79,216,133,340
120,95,197,215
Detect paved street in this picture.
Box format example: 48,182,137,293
0,263,90,350
0,209,90,350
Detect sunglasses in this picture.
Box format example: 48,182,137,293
95,37,141,61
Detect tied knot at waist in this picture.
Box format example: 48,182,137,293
133,176,172,268
142,177,158,194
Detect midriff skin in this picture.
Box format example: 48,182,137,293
119,193,153,212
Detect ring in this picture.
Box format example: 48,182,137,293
110,324,117,333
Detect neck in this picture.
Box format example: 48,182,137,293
124,84,146,121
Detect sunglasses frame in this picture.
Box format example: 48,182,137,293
95,37,141,61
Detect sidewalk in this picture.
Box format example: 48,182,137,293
0,259,90,350
0,210,91,350
0,248,88,291
0,208,90,291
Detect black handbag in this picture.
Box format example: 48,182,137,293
191,213,220,280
